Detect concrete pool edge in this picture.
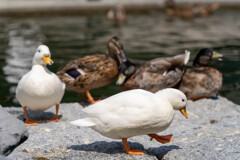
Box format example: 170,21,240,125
5,96,240,159
1,0,240,16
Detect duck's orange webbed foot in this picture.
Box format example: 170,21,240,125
23,106,40,126
25,119,40,126
85,90,101,104
122,138,144,155
191,96,210,101
148,133,174,144
45,104,59,123
125,149,144,155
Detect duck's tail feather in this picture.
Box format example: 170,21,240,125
184,50,190,65
70,118,95,127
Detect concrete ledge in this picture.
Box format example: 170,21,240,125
5,97,240,160
0,0,162,16
1,0,240,16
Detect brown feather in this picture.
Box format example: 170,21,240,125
119,53,188,93
178,66,222,99
57,54,118,93
165,0,219,20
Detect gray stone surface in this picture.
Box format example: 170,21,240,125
5,97,240,160
0,105,28,156
0,155,10,160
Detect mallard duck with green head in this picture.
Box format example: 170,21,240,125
178,48,223,100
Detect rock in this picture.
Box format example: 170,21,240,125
5,97,240,160
0,105,28,156
0,155,10,160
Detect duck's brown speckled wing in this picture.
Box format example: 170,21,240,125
120,54,188,93
178,67,222,99
57,54,118,92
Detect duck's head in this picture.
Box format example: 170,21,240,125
164,0,176,9
156,88,188,119
107,36,126,63
107,3,127,23
107,36,135,85
33,45,54,66
193,48,223,67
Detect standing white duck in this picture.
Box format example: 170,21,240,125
70,88,188,155
16,45,65,126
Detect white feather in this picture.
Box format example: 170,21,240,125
70,88,187,139
184,50,191,65
70,118,96,127
16,45,65,111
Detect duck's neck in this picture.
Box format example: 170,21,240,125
32,64,49,73
193,62,206,67
154,92,175,121
155,91,175,108
119,60,136,78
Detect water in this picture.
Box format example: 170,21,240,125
0,9,240,106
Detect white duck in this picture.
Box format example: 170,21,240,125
16,45,65,126
71,88,188,155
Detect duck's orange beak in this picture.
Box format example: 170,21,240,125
180,107,188,119
43,54,54,65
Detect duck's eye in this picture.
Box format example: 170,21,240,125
182,99,185,102
38,50,41,53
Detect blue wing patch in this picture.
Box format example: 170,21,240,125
66,69,81,79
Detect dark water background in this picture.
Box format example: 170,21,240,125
0,9,239,106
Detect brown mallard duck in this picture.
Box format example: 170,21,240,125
117,50,190,93
178,48,223,100
57,36,129,104
107,3,128,23
165,0,219,20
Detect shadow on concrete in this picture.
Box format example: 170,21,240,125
79,102,91,108
68,141,144,154
17,110,62,123
147,145,181,159
68,141,180,158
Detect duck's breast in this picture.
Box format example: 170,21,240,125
16,66,65,110
179,67,222,98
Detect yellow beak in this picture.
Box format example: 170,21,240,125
179,107,188,119
212,51,223,61
116,73,127,85
43,55,54,65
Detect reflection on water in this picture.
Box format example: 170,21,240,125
2,21,45,104
0,9,240,106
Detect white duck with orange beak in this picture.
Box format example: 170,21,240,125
71,88,188,155
16,45,65,126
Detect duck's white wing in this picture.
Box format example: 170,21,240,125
71,89,175,139
72,89,159,128
84,89,154,114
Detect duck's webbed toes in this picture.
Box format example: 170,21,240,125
148,133,174,144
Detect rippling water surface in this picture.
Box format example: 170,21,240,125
0,9,240,106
